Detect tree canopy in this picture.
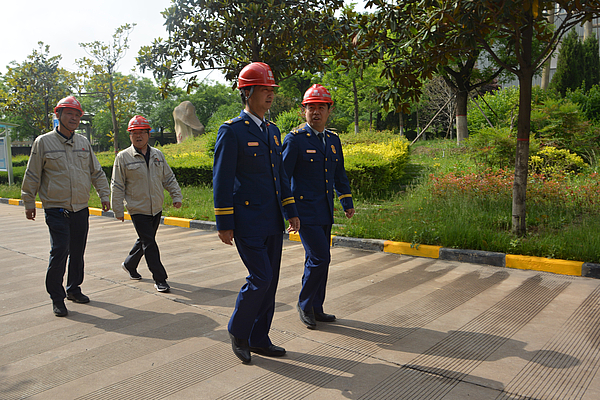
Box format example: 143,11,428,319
137,0,346,89
78,23,136,152
0,42,76,140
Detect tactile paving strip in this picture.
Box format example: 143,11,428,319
358,275,571,399
76,343,237,400
497,285,600,400
216,269,510,399
0,314,213,400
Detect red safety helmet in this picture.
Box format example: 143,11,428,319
127,115,151,132
54,96,83,116
238,62,279,88
302,84,333,106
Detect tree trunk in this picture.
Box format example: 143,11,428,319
399,112,404,136
512,18,534,236
44,94,50,132
109,76,119,154
584,20,593,40
353,78,359,133
541,7,555,90
455,90,468,145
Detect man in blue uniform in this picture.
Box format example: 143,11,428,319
282,84,355,329
213,62,300,364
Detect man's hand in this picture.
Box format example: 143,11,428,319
287,217,300,233
117,217,125,222
173,202,182,209
345,208,355,218
101,201,110,212
25,209,36,220
218,229,234,245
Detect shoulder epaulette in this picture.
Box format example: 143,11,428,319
267,120,277,126
325,129,338,136
224,116,243,125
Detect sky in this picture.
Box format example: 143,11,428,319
2,0,370,88
1,0,225,85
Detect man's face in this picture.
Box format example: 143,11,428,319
303,102,331,133
59,108,82,132
246,85,275,117
129,129,150,150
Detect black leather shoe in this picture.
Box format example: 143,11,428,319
53,302,68,317
249,345,286,357
315,312,336,322
66,292,90,303
229,332,251,364
297,302,316,329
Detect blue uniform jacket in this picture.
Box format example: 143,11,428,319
282,124,353,226
213,111,298,237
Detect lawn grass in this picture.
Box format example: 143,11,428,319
333,139,600,263
2,138,599,263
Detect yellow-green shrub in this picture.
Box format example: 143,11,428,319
344,138,410,194
529,146,588,177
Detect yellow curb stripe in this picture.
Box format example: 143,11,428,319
0,197,589,278
506,254,582,276
384,240,441,259
163,217,191,228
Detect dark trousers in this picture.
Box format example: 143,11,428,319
229,233,283,348
45,208,89,302
298,224,332,314
124,212,167,283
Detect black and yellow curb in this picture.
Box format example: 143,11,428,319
3,197,599,279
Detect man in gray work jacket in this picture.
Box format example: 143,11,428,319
111,115,182,293
21,96,110,317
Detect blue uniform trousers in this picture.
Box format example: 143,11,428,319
229,233,283,348
298,224,332,314
124,212,168,283
44,207,89,301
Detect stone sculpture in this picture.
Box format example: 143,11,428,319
173,101,205,143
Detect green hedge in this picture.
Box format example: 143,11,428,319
0,166,26,184
101,151,214,187
4,135,412,192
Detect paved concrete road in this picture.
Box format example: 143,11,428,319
1,202,600,400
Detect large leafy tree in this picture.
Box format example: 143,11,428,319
0,42,77,140
79,72,137,149
137,0,345,88
78,24,135,152
351,3,506,143
455,1,600,236
322,61,390,133
360,0,600,236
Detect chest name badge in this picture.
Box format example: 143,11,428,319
306,149,317,154
247,142,259,147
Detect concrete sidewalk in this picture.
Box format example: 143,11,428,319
1,202,600,399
